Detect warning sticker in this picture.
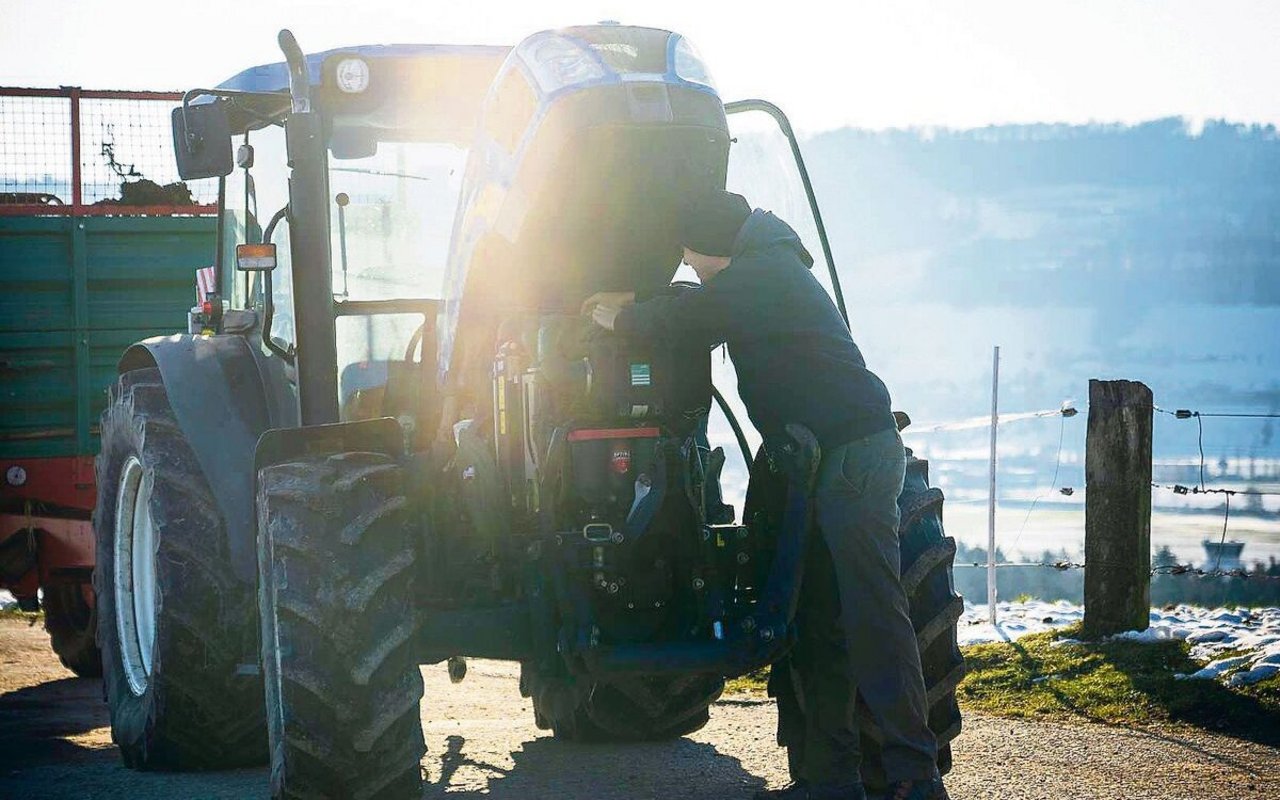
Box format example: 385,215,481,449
630,362,652,386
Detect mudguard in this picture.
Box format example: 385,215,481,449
118,333,295,583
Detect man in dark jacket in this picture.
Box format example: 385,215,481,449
584,191,948,800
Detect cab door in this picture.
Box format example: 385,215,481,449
724,100,849,325
704,100,852,510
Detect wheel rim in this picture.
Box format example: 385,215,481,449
114,455,158,696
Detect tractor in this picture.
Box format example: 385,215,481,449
93,24,964,798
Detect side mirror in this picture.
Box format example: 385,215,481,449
171,101,234,180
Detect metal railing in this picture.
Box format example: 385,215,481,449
0,86,218,217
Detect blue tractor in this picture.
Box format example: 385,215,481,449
92,24,963,798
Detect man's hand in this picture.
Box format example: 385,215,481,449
580,291,635,315
591,303,622,331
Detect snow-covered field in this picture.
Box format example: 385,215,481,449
961,600,1280,686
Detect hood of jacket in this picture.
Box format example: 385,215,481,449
730,209,816,269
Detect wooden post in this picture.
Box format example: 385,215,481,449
1083,379,1153,638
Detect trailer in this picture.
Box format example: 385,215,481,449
0,86,216,675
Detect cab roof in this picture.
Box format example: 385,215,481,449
215,43,510,94
211,43,511,144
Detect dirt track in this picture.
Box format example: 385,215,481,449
2,618,1277,799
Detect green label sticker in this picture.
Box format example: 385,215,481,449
629,363,652,386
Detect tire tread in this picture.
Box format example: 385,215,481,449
258,452,424,799
93,368,266,770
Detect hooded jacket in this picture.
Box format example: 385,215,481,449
614,209,894,449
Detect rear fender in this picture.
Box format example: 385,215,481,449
119,334,295,583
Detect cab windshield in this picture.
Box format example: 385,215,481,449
223,129,466,357
328,140,468,302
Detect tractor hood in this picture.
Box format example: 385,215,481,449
437,25,730,389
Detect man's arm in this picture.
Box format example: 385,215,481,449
611,279,738,347
580,291,636,315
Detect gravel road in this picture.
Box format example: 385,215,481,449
2,618,1277,799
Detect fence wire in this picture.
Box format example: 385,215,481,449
954,561,1280,582
916,395,1278,598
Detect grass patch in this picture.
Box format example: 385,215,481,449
0,606,42,623
724,624,1280,744
726,668,770,696
960,624,1280,743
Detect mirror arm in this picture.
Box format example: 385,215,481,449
214,176,226,295
179,88,289,153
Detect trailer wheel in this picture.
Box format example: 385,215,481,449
42,582,102,678
524,669,723,742
257,451,424,800
857,451,964,791
93,367,266,769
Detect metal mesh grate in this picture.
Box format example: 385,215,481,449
80,96,216,205
0,94,73,206
0,88,217,210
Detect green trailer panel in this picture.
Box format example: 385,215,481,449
0,215,217,459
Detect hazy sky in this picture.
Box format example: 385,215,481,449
3,0,1279,133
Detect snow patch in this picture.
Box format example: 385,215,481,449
959,599,1082,645
961,600,1280,686
1228,664,1280,687
1176,656,1249,681
1108,626,1185,644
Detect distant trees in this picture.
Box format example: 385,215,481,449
806,118,1280,309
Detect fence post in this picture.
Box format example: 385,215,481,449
1083,379,1153,638
987,346,1000,627
68,87,82,211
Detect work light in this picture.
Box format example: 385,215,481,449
334,57,370,93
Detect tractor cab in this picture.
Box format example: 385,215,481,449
174,25,841,435
180,41,509,429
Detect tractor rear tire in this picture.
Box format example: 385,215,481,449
524,669,723,742
43,582,102,678
257,451,424,800
93,367,266,769
857,451,965,791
